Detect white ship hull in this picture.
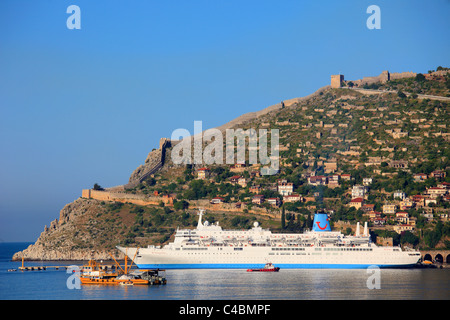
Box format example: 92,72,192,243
117,211,421,269
117,245,420,269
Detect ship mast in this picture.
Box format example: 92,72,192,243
197,209,205,229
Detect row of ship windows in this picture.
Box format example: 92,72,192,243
269,253,307,256
177,247,373,251
322,248,373,252
272,248,305,251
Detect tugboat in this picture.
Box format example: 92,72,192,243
247,263,280,272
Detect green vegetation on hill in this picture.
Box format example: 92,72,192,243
82,70,450,251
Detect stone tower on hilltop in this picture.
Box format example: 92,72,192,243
331,74,344,88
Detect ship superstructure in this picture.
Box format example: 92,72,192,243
117,210,421,269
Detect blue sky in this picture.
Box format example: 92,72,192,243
0,0,449,242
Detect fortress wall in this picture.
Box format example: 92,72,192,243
351,71,417,87
214,85,330,132
82,189,161,205
389,71,416,80
81,189,277,217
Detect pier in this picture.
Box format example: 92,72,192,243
420,250,450,264
15,257,119,272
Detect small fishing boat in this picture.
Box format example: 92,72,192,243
247,263,280,272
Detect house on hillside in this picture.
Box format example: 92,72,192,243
349,197,364,209
238,177,248,188
396,212,409,224
210,197,224,204
277,179,294,196
267,198,281,207
373,217,386,226
393,190,406,200
368,211,381,220
389,160,408,169
197,167,210,180
324,161,337,173
361,204,375,213
308,175,328,186
413,173,428,182
249,185,262,194
230,163,247,173
393,224,414,234
229,175,242,185
427,187,448,198
431,170,446,179
283,194,302,203
383,203,397,215
352,185,368,199
252,195,265,205
399,198,414,210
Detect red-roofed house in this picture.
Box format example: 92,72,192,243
369,211,382,221
413,173,428,182
396,212,409,224
197,167,210,179
431,170,446,179
210,197,224,204
349,197,364,209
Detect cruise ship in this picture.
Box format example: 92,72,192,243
117,210,421,269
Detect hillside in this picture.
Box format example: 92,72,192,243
13,68,450,261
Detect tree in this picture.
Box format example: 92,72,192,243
281,207,286,229
400,231,419,247
93,183,104,191
306,213,312,230
173,200,189,211
397,90,407,99
415,73,426,82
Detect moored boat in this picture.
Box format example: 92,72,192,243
79,254,152,285
117,210,422,269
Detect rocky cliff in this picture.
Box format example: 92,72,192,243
127,148,163,184
12,198,124,261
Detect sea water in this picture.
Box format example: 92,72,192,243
0,242,449,300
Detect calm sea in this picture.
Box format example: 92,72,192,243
0,242,449,301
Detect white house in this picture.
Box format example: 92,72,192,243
393,190,406,200
277,180,294,196
352,185,367,199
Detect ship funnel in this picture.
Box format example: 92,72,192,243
356,222,360,237
312,212,331,232
363,222,368,237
